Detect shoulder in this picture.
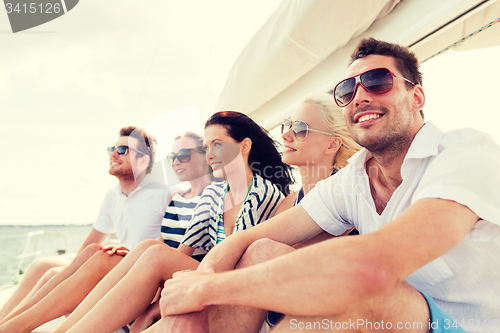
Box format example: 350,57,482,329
101,185,123,205
198,181,225,202
440,127,498,151
276,191,299,215
252,175,284,200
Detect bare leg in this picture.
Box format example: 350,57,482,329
272,282,430,333
0,248,123,333
130,300,161,333
154,238,295,333
0,244,101,325
208,238,295,333
154,308,211,333
53,243,199,333
0,258,67,322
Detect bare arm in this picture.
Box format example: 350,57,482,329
177,244,195,257
197,203,322,273
274,192,297,215
77,228,109,254
164,198,478,316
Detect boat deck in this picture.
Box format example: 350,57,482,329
0,286,64,332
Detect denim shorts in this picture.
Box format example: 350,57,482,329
267,293,467,332
422,292,466,333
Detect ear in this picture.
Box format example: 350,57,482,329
137,154,150,171
240,138,252,156
412,85,425,115
325,136,342,156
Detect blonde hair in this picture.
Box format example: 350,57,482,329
301,93,361,170
174,131,204,148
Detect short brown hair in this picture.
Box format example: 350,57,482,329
350,38,422,88
119,126,156,174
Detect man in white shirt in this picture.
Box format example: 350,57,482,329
155,39,500,333
0,126,168,330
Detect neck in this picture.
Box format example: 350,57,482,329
368,124,423,189
118,172,145,196
298,161,334,195
366,155,404,192
224,163,253,206
184,175,212,199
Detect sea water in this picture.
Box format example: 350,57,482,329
0,225,92,288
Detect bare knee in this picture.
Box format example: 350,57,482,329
27,258,61,274
86,250,124,275
38,266,63,285
237,238,294,269
24,258,64,278
133,239,164,254
81,243,101,256
141,244,175,265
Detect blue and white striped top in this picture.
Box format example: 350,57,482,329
161,192,207,257
181,174,284,252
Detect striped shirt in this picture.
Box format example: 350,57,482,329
182,174,284,252
161,192,207,257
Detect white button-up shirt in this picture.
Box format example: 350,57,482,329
93,174,168,249
302,122,500,333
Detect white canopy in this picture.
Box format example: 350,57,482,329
216,0,500,129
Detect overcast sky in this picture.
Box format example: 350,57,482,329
1,1,499,226
0,0,282,225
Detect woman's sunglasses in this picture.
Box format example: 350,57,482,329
167,147,206,164
107,145,146,156
281,119,333,142
333,67,415,107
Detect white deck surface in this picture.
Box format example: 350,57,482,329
0,286,65,332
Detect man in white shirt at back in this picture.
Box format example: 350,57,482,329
0,126,167,330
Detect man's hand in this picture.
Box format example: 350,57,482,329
159,261,216,317
100,245,129,256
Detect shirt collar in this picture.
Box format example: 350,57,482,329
347,122,443,168
114,174,154,197
404,122,443,161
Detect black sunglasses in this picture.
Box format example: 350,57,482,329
107,145,146,156
333,67,415,107
281,119,333,142
167,147,206,164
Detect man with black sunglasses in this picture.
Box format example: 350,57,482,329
0,126,168,328
156,38,499,333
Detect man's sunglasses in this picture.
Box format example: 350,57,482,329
281,119,333,142
167,147,206,164
333,67,415,107
107,145,147,156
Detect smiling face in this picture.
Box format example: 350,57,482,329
342,54,422,154
282,102,336,168
170,137,209,182
204,125,242,179
109,136,144,179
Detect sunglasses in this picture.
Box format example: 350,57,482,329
167,147,206,164
333,67,415,107
107,145,146,156
281,119,333,142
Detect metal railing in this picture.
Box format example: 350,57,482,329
0,230,68,287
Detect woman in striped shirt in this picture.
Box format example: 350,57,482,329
160,132,212,261
181,111,293,252
53,112,293,333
